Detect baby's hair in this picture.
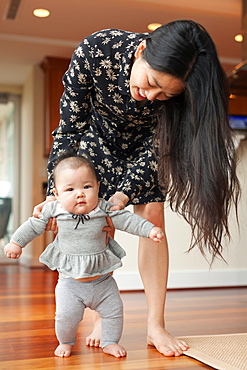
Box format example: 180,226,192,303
53,152,98,187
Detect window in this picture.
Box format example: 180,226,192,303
0,93,20,261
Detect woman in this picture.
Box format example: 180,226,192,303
34,20,240,356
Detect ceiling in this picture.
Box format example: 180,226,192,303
0,0,244,86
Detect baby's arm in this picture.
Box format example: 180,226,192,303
4,202,54,259
4,241,22,259
106,202,164,240
148,227,164,243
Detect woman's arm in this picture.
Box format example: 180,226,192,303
47,40,94,196
116,137,160,202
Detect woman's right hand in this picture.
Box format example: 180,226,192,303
108,192,129,211
33,196,58,232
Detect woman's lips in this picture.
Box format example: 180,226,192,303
136,88,146,100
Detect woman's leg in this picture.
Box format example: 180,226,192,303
86,313,102,347
134,202,188,357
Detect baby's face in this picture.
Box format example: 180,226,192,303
54,165,100,215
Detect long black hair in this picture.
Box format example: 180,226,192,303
143,20,240,261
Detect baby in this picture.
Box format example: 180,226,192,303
5,153,164,358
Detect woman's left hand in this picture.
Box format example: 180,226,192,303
103,216,115,243
103,192,129,242
108,192,129,211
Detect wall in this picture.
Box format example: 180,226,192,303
18,65,49,267
114,139,247,289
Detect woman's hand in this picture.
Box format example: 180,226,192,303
103,192,129,242
108,192,129,211
33,196,58,233
103,216,115,243
33,196,55,218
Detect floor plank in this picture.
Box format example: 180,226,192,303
0,265,246,369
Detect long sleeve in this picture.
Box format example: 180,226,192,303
47,41,94,195
11,216,48,248
46,29,165,204
101,199,154,237
10,202,54,247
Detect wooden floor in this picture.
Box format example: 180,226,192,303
0,265,246,370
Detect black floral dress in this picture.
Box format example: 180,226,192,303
47,29,165,205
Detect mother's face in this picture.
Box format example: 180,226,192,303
130,41,185,102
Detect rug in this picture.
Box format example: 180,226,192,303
177,333,247,370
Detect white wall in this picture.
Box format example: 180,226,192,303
18,65,48,267
114,141,247,290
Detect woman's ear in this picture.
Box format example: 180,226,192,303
53,188,59,199
135,40,146,59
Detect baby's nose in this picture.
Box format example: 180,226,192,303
77,191,85,198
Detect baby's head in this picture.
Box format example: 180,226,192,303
53,153,100,215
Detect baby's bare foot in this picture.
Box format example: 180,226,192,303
54,343,73,357
86,316,102,347
147,325,189,357
103,343,126,358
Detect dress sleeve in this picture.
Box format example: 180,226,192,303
116,136,159,201
47,40,94,195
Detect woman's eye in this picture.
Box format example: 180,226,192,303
164,94,173,99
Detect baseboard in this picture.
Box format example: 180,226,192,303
0,256,17,264
18,255,43,268
2,255,246,291
114,269,247,291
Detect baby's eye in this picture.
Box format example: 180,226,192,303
67,188,74,192
84,185,91,189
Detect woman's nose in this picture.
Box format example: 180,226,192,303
146,88,161,101
147,89,170,101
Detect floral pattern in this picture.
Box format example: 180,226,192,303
47,29,165,204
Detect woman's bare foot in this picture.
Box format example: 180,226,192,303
86,315,102,347
147,324,189,357
54,343,73,357
103,344,127,358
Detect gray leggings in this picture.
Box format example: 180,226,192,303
55,274,123,348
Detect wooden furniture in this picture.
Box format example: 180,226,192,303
41,57,70,156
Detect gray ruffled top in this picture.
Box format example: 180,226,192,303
12,199,154,279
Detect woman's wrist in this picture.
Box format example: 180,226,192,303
114,192,129,206
46,195,56,202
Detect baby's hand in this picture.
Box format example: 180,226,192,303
149,227,164,243
4,242,22,259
